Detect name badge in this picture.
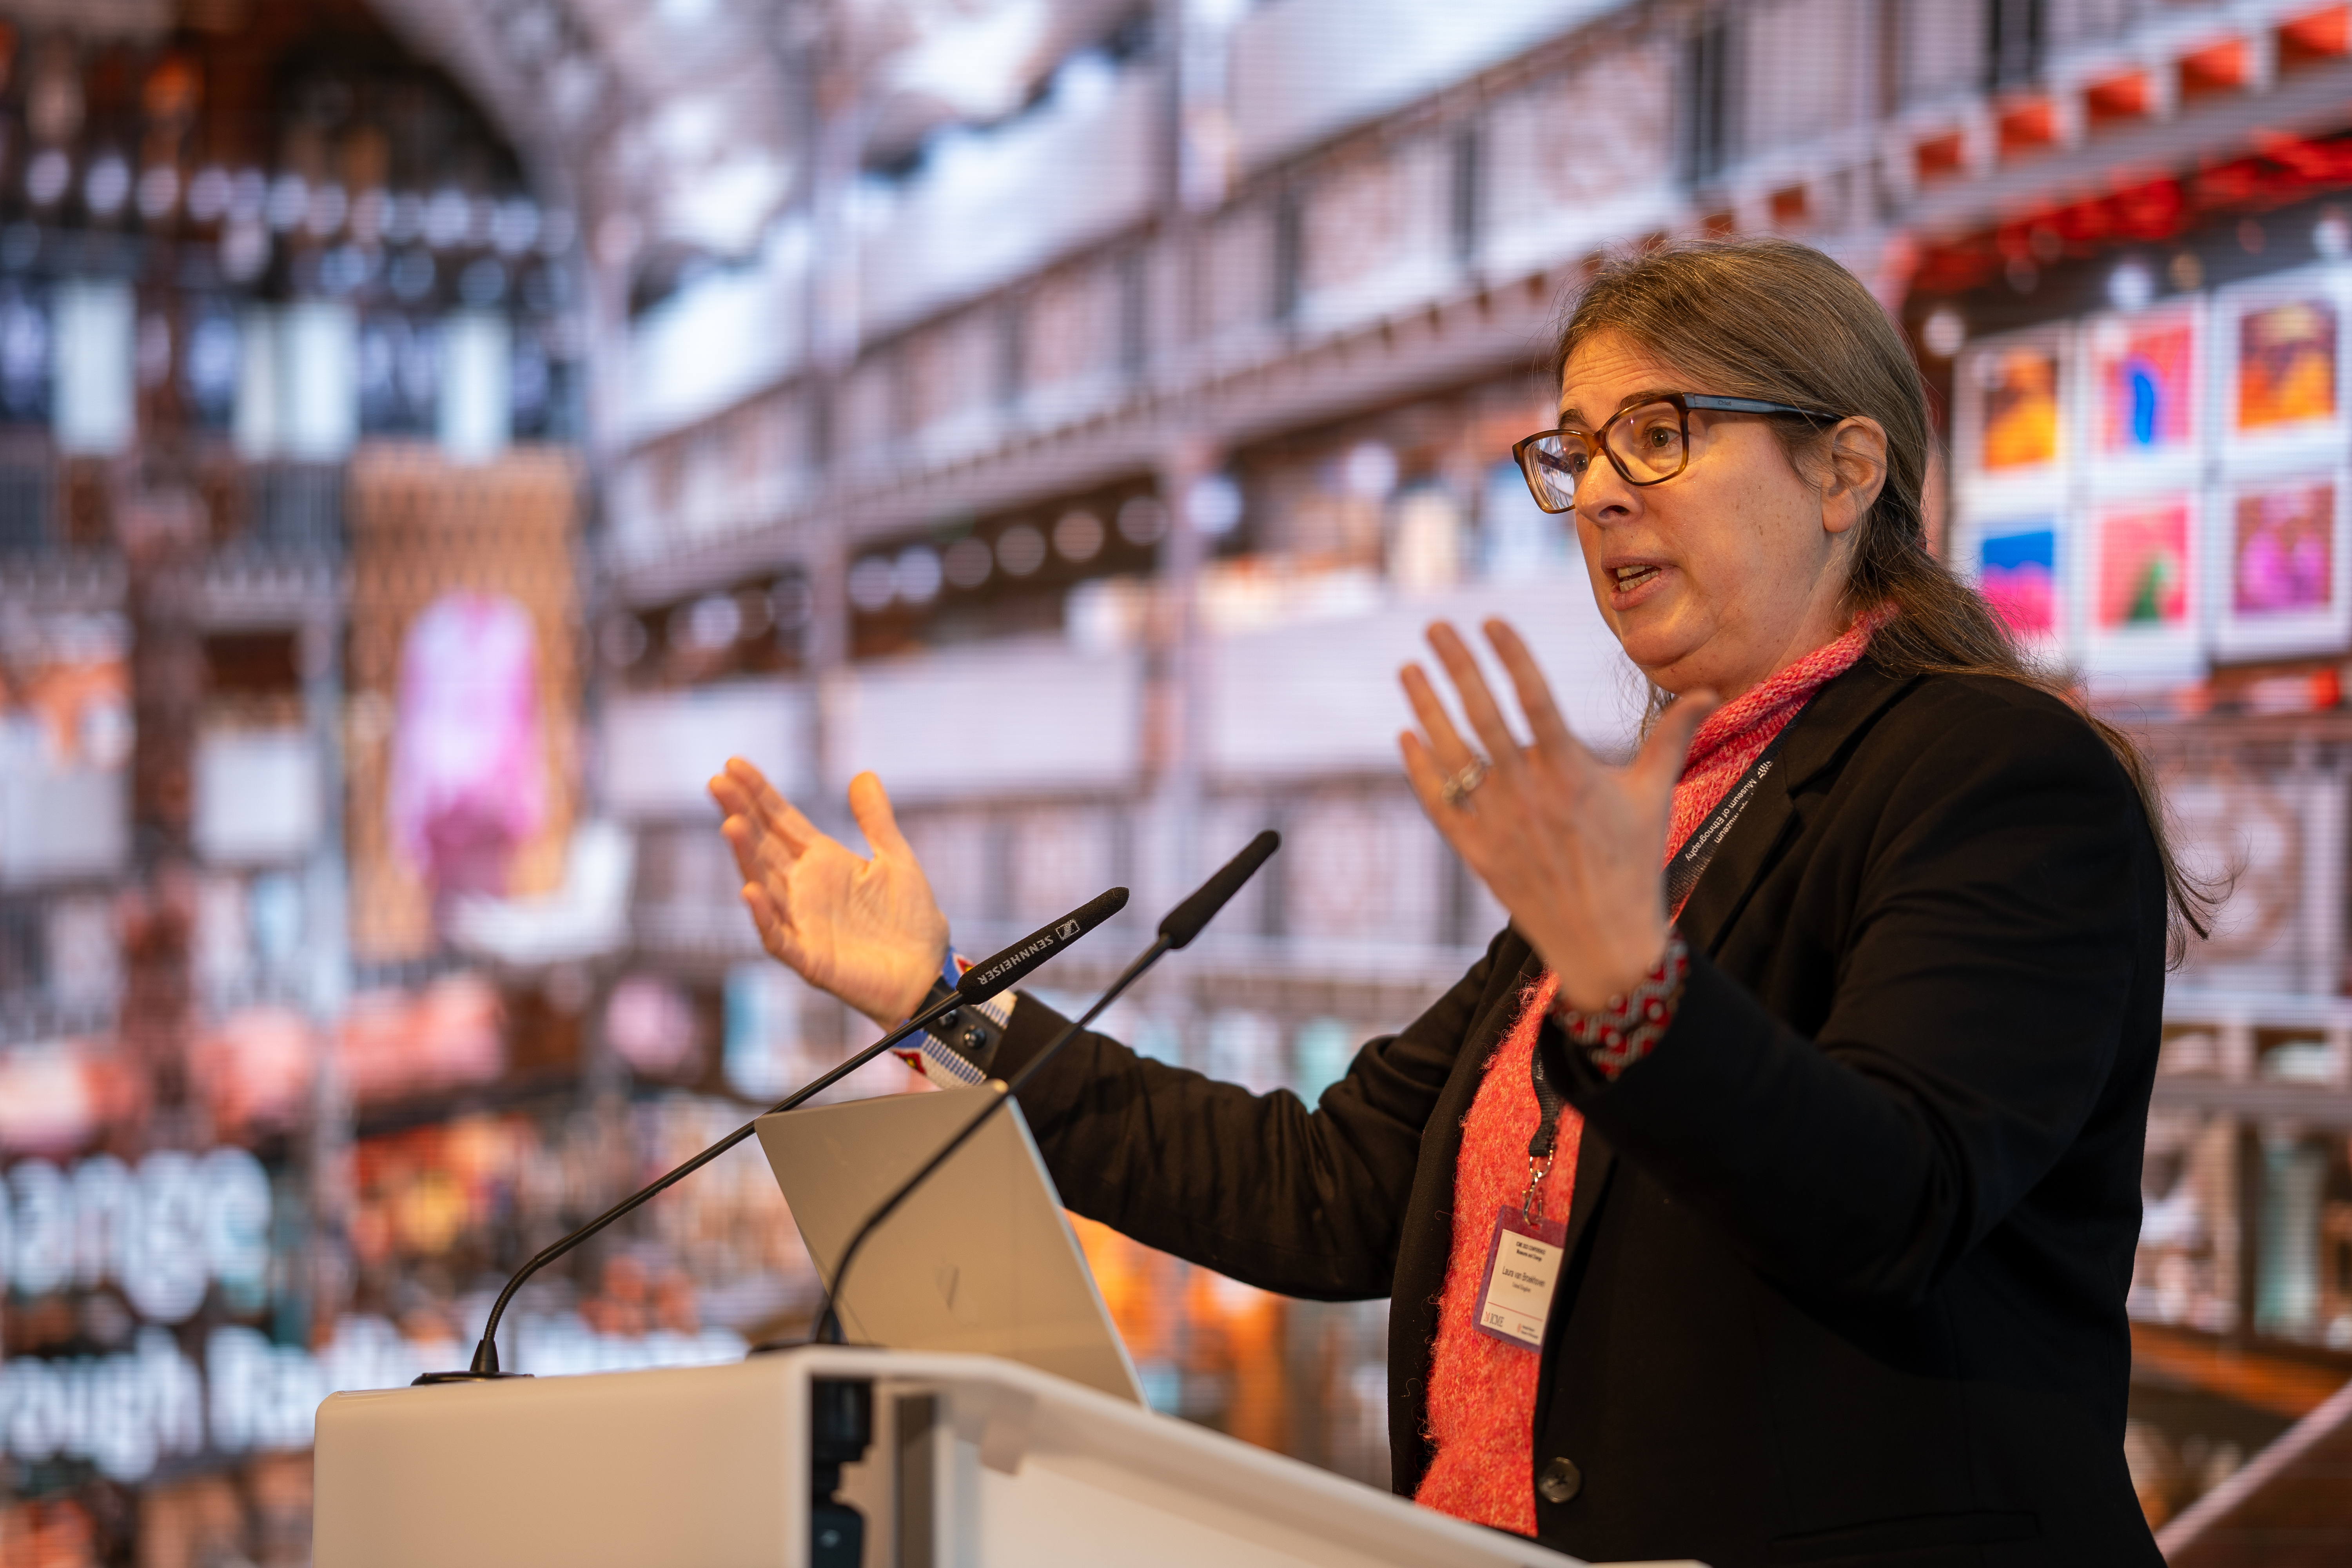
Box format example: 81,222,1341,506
1472,1205,1567,1350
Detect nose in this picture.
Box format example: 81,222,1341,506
1574,450,1641,527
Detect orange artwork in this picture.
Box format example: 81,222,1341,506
2237,299,2337,430
1980,347,2061,470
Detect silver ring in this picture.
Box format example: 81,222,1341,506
1439,757,1489,808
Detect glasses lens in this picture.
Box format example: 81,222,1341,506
1608,402,1688,483
1518,434,1587,514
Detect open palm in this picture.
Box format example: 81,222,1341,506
1399,618,1713,1012
709,761,949,1027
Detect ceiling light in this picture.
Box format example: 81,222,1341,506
267,173,308,232
25,149,69,207
492,199,540,257
943,535,992,588
996,523,1047,576
425,189,470,249
1053,509,1104,561
895,545,942,604
2106,260,2154,312
1186,474,1243,537
187,166,229,221
85,154,129,217
848,556,898,611
137,165,180,222
307,183,347,238
1920,308,1965,358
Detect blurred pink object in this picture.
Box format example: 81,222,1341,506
389,592,544,896
337,974,505,1103
1981,560,2056,636
0,1040,100,1154
605,974,700,1078
191,1006,318,1135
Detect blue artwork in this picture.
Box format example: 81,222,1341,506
1979,526,2058,636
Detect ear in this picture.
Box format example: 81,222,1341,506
1815,416,1888,537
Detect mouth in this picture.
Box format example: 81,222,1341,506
1609,563,1662,591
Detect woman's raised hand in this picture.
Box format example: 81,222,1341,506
1400,619,1714,1014
708,761,950,1028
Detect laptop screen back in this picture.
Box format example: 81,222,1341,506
755,1086,1144,1404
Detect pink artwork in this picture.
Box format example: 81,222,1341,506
2095,319,2197,455
388,591,545,896
2095,501,2192,630
2233,482,2334,617
1979,528,2058,637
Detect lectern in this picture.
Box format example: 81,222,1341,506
314,1344,1698,1568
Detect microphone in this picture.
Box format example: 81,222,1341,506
1158,830,1279,949
809,831,1280,1346
414,887,1129,1383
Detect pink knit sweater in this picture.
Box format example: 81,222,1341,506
1411,618,1882,1535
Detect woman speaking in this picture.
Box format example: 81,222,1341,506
709,238,2196,1567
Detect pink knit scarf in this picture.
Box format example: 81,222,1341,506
1411,616,1882,1536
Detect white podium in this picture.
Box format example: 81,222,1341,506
314,1345,1698,1568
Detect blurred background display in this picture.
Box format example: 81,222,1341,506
0,0,2347,1562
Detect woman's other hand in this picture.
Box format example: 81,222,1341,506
708,761,949,1027
1401,618,1714,1013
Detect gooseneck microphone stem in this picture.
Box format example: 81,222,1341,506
813,937,1172,1346
452,989,967,1378
811,828,1278,1346
420,886,1131,1383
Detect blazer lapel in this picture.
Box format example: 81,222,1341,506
1677,660,1919,955
1532,1119,1616,1441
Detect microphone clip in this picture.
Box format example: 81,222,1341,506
895,977,1011,1089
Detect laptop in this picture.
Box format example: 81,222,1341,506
755,1085,1145,1404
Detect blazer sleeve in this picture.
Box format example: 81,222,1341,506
1546,697,2158,1309
990,928,1516,1301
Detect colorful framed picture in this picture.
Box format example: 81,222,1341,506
1956,328,2068,490
2216,267,2349,459
2087,306,2201,461
2236,299,2337,431
2083,494,2203,677
2095,499,2194,630
2232,481,2332,615
2214,474,2351,659
1980,347,2063,472
1977,523,2061,641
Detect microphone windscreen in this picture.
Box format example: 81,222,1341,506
1158,830,1280,950
955,886,1130,1002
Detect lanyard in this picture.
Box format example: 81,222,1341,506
1523,1049,1566,1222
1660,706,1805,917
1519,702,1809,1222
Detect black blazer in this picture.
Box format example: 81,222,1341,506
993,662,2168,1568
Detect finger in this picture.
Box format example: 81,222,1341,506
1483,619,1587,764
722,811,804,907
741,883,808,966
1424,622,1526,776
709,771,750,818
726,806,815,926
719,811,764,886
1400,663,1478,771
725,757,821,854
1398,731,1483,841
846,771,913,862
1631,690,1719,799
717,789,795,876
1398,729,1452,810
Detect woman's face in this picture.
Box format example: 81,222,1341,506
1558,331,1883,701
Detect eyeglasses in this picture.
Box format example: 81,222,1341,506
1511,392,1840,515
